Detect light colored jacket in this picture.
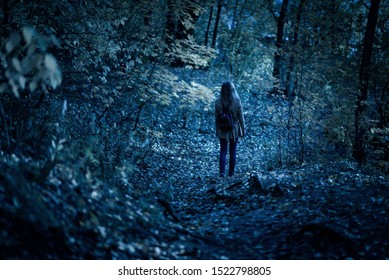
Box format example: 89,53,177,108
215,98,245,140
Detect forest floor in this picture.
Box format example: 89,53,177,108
1,129,388,259
138,130,389,259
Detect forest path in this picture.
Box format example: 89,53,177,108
1,129,388,260
153,130,389,259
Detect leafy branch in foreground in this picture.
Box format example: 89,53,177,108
0,26,62,97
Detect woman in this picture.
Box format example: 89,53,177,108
215,81,245,177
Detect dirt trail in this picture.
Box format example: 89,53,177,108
168,162,389,259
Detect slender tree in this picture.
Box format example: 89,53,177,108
353,0,381,164
271,0,289,95
211,0,222,48
204,5,214,46
285,0,306,98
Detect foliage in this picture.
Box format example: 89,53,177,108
0,0,388,260
0,27,62,97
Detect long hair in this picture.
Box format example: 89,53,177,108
220,81,238,104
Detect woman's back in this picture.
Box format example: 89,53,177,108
215,81,245,177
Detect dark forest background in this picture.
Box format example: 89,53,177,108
0,0,388,260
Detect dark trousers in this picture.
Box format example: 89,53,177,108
219,138,238,177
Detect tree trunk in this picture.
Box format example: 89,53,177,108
204,6,213,46
353,0,380,164
272,0,289,95
211,0,222,48
285,0,305,98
